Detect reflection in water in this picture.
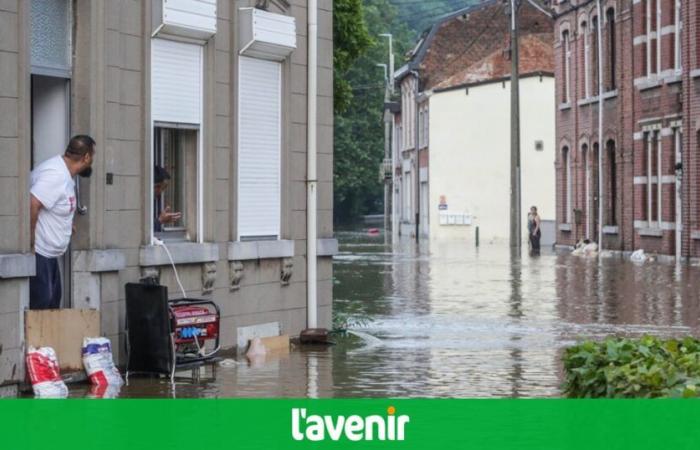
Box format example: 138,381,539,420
91,230,700,398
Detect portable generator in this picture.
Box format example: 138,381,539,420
125,281,221,383
170,299,220,358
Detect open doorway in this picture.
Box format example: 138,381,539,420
31,75,72,308
30,0,74,308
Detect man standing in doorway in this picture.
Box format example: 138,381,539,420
29,135,96,310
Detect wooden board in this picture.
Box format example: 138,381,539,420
258,334,290,354
25,309,100,372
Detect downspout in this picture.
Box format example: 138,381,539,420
413,72,420,242
306,0,318,329
596,0,604,251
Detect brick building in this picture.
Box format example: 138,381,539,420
554,0,700,260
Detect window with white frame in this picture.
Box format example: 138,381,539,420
592,16,600,95
582,21,590,98
562,30,571,103
606,8,616,91
563,147,572,224
237,56,282,241
644,0,661,77
151,38,203,242
673,0,682,72
644,130,661,227
403,170,412,222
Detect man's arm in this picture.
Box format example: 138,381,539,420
30,194,43,251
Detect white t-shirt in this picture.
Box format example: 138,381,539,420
30,155,76,258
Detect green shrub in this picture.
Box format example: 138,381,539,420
563,336,700,398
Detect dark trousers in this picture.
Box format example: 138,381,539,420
29,253,62,309
530,231,541,254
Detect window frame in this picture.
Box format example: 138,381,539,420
149,38,205,245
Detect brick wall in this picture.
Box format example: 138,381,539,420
555,0,700,259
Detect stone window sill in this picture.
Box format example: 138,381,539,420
558,223,572,232
637,227,663,237
140,242,219,266
73,249,127,273
0,253,35,278
558,102,572,111
637,78,662,91
602,226,619,235
691,231,700,240
664,73,682,84
691,69,700,79
228,240,294,261
577,90,618,107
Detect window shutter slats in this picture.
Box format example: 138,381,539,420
151,38,202,125
237,56,282,239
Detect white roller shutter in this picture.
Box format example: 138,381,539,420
151,38,202,125
237,56,282,239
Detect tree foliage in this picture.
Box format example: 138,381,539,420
333,0,412,222
333,0,471,222
334,0,373,114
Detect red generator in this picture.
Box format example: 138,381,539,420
125,282,221,383
170,299,220,358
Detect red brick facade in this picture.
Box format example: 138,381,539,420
554,0,700,259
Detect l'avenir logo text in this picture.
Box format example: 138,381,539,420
291,406,410,441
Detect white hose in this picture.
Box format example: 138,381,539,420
193,334,220,359
153,237,187,299
154,238,220,359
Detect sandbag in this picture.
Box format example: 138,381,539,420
26,346,69,398
82,337,123,387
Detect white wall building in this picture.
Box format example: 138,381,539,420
388,0,555,245
429,75,556,243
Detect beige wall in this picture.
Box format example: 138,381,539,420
0,0,334,384
428,76,555,243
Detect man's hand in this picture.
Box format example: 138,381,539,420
159,206,182,226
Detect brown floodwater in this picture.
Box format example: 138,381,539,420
68,229,700,398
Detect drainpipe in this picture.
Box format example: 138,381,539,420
412,71,420,243
596,0,604,251
306,0,318,329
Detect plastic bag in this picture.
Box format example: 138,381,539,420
82,337,123,387
630,249,647,264
26,346,69,398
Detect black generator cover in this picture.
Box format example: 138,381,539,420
125,282,173,376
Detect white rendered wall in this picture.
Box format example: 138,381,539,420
428,76,555,243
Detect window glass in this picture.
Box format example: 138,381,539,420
153,127,198,241
31,0,71,75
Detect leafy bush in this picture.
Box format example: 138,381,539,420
563,336,700,398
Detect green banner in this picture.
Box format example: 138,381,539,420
2,399,700,449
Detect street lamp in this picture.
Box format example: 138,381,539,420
376,63,388,85
379,33,394,95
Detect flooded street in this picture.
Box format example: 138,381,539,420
88,230,700,398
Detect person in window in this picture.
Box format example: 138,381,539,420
30,135,95,309
528,206,541,256
154,165,182,232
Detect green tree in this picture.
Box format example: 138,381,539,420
334,0,373,114
334,0,412,223
333,0,471,223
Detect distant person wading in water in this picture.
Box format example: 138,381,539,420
528,206,541,255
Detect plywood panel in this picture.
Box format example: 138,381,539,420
25,309,100,372
259,334,290,353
